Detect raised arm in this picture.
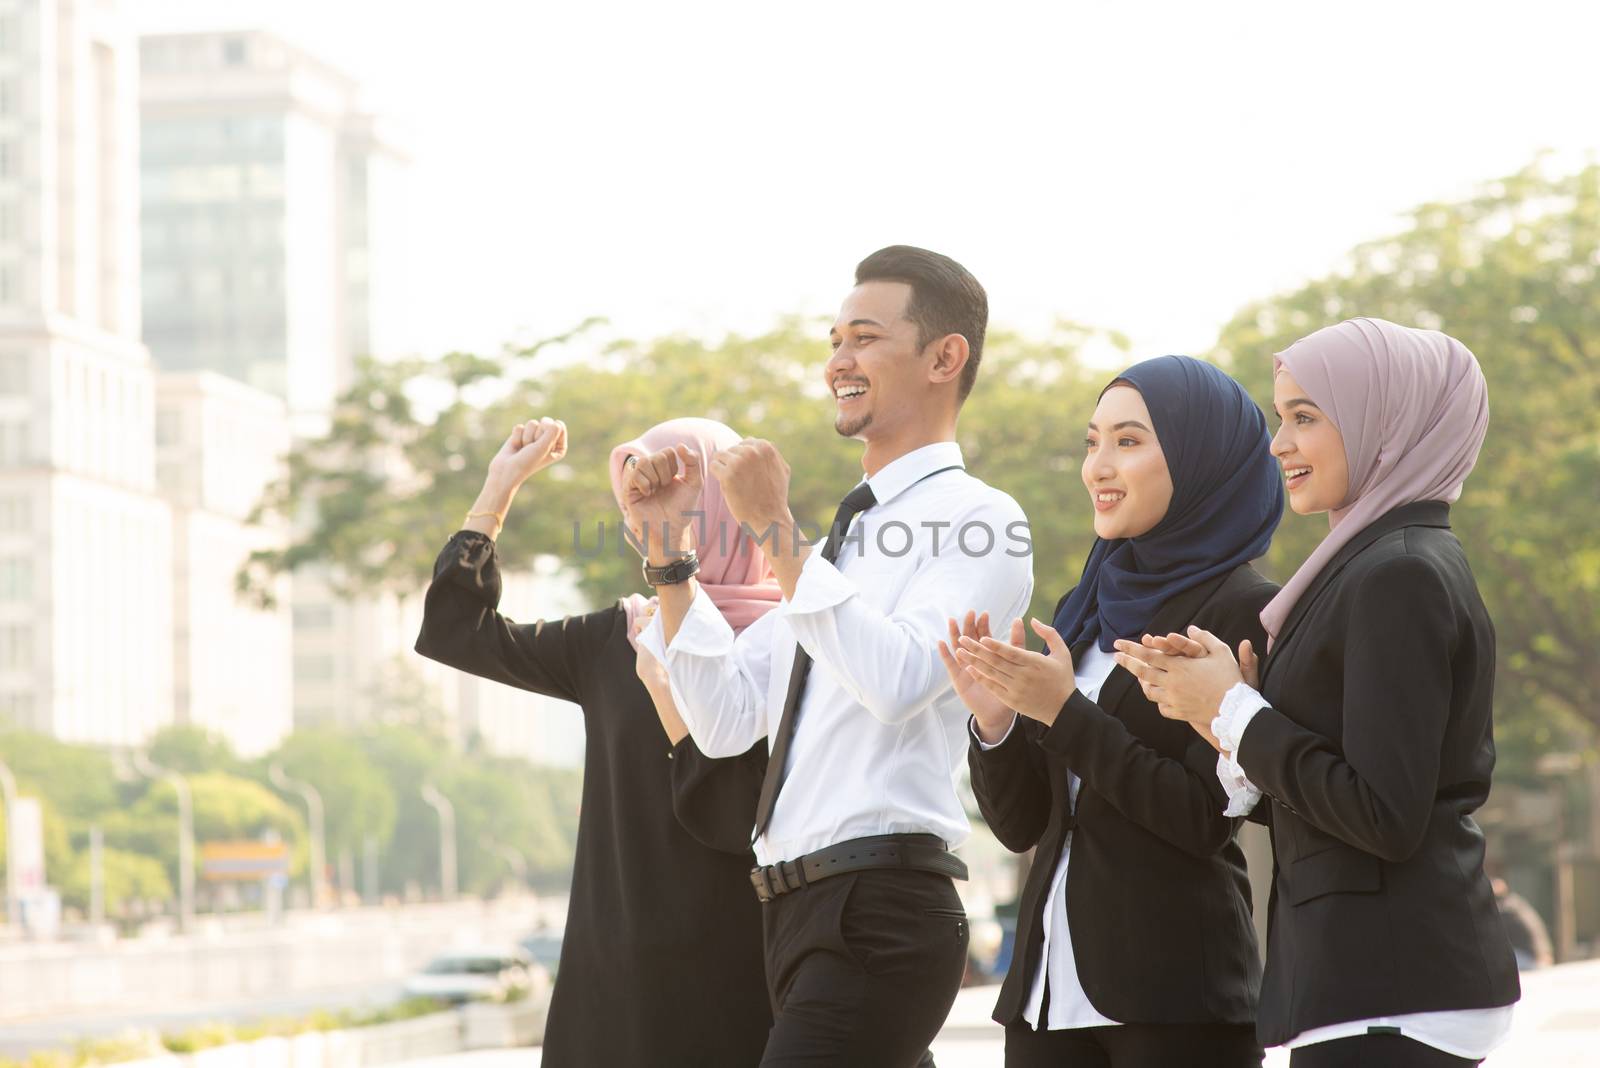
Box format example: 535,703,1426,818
415,418,605,703
632,611,767,854
625,444,775,758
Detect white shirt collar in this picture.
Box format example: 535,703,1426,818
862,441,965,506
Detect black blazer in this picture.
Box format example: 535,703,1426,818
1240,501,1520,1045
970,563,1276,1027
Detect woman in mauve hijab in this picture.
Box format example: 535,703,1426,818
1116,319,1521,1067
415,416,774,1066
947,355,1281,1067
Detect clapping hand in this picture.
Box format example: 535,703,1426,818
938,612,1018,744
953,618,1077,728
1112,626,1251,750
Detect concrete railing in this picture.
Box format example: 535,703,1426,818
0,899,552,1021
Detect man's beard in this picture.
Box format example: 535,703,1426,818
835,409,872,439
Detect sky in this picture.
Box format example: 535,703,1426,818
135,0,1600,364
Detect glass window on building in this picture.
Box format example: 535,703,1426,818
295,655,336,681
0,352,26,395
0,624,31,671
292,604,334,628
156,408,180,446
0,419,27,464
0,557,31,600
0,495,29,533
0,691,37,731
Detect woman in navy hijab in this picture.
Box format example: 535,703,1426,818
940,355,1284,1067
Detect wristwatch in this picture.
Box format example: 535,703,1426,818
643,551,700,587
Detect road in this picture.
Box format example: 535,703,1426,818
394,959,1600,1068
0,981,406,1059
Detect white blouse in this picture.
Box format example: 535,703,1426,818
975,644,1122,1031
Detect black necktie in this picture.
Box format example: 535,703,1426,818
752,481,878,839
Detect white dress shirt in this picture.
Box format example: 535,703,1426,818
639,441,1034,866
1211,683,1515,1058
975,645,1123,1031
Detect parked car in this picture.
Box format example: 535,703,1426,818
403,946,537,1004
518,929,564,978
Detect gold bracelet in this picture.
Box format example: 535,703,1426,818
464,509,505,534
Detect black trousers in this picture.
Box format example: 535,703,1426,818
1289,1034,1481,1067
759,867,968,1067
1004,1019,1262,1067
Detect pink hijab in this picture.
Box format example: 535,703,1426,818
608,417,782,649
1260,318,1489,647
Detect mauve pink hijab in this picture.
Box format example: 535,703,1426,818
1260,317,1489,647
608,417,781,649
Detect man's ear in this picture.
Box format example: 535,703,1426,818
926,333,971,388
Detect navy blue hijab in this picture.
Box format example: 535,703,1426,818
1052,355,1284,652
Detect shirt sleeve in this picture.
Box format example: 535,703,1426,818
413,530,608,706
971,713,1019,751
781,505,1034,726
668,737,765,856
640,587,779,758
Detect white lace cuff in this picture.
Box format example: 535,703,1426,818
1216,750,1262,817
1212,682,1267,817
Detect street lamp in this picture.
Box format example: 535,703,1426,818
419,783,457,901
132,752,194,934
0,758,18,930
268,763,328,909
480,836,528,890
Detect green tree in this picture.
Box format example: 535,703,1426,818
104,772,307,889
241,317,1120,647
1212,160,1600,770
265,727,396,861
361,722,454,896
148,726,243,777
0,730,120,826
57,848,174,915
0,731,119,901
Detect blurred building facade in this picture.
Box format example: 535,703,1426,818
135,29,582,765
138,29,410,436
0,0,174,745
155,371,292,757
137,30,420,739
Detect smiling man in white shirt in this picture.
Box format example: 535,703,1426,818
629,245,1034,1066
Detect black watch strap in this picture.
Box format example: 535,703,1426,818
643,552,700,587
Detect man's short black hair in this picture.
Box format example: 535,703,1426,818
854,245,988,402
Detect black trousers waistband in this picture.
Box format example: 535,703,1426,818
750,833,969,903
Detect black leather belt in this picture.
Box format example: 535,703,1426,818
750,833,969,903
